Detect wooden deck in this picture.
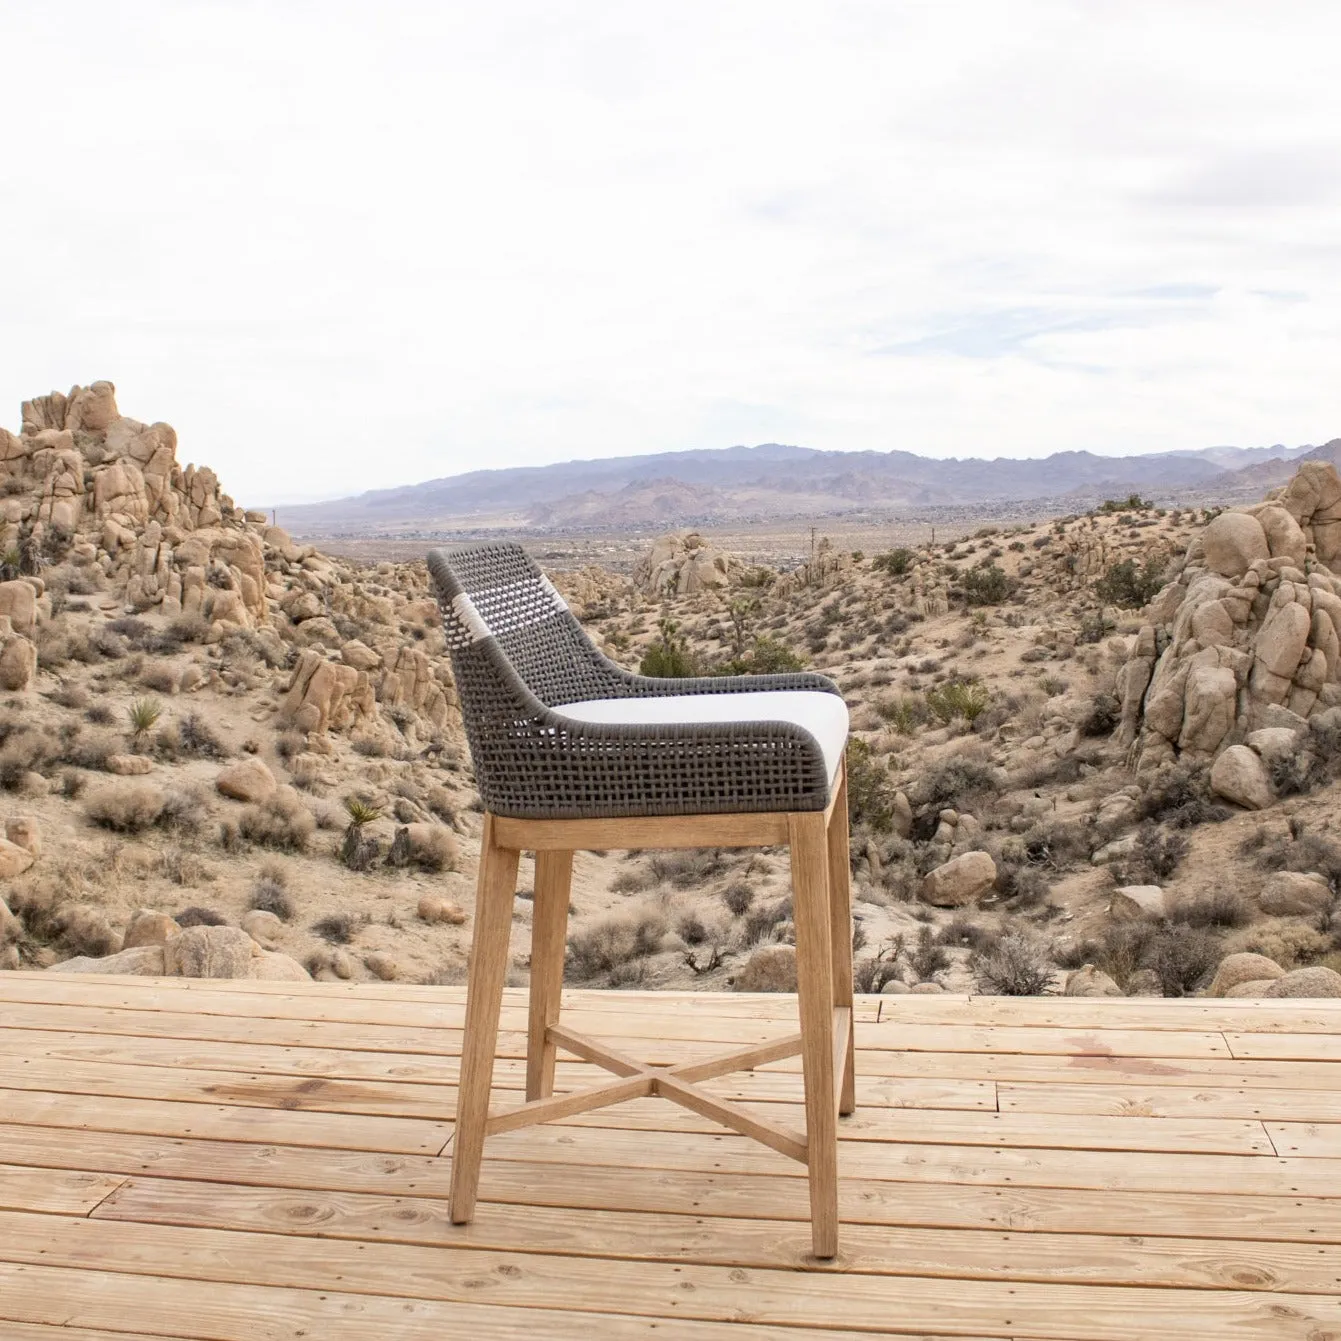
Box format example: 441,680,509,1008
0,973,1339,1340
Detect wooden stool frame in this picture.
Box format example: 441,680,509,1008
449,758,855,1259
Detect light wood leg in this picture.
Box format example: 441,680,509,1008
789,810,838,1260
826,761,856,1116
526,849,574,1101
450,812,520,1225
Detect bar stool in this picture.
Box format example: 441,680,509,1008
429,542,854,1258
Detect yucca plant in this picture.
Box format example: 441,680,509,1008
340,795,383,871
343,796,383,827
127,697,163,738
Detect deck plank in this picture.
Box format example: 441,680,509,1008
82,1182,1341,1293
0,1242,1337,1340
3,1118,1336,1201
0,976,1337,1339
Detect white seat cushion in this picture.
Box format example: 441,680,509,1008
556,690,849,785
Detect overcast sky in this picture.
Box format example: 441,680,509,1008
2,2,1339,505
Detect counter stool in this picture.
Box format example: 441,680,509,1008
429,542,854,1258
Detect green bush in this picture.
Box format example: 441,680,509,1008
714,636,805,677
959,564,1013,606
1098,494,1151,513
639,618,698,678
926,679,990,725
873,548,915,577
1095,558,1166,609
846,738,894,832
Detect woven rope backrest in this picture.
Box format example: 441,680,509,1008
429,543,615,708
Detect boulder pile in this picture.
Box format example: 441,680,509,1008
633,532,738,597
1118,463,1341,771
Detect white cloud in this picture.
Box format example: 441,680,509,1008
2,0,1339,503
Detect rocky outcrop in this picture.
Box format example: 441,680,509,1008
1257,872,1334,917
920,851,996,907
1117,464,1341,769
281,649,377,733
634,532,738,597
1208,952,1286,997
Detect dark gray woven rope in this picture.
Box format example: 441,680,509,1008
428,542,843,820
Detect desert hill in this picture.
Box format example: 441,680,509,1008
274,438,1325,537
0,381,1338,1001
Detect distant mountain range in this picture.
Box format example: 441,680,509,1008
273,438,1341,537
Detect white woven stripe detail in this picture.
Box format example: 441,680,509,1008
537,572,569,610
451,593,492,643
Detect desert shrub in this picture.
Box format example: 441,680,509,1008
1080,693,1121,737
877,694,929,735
424,785,457,825
937,914,993,950
610,866,655,895
54,905,120,958
639,618,697,678
159,786,208,836
49,683,90,710
84,782,166,832
713,636,805,677
1147,924,1219,996
274,730,306,761
0,726,59,787
972,931,1055,995
741,898,791,946
650,848,725,889
909,925,949,980
733,944,797,992
853,953,903,993
567,906,667,979
1078,611,1115,644
722,879,755,916
62,732,118,772
1137,765,1229,828
677,914,709,946
846,738,893,832
1238,922,1332,970
160,846,209,886
251,879,294,921
1170,889,1250,930
1098,493,1151,513
388,823,458,872
159,614,212,649
176,905,227,928
312,912,361,944
926,678,990,725
959,564,1013,606
1123,824,1189,883
1267,719,1341,798
239,788,315,852
139,663,180,695
106,617,155,650
1095,557,1165,609
178,713,228,758
996,863,1051,908
872,548,915,577
915,756,997,811
1078,922,1217,996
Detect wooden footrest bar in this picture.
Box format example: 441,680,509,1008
482,1023,812,1159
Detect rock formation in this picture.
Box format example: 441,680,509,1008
1118,463,1341,770
633,532,738,597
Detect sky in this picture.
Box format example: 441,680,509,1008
2,1,1340,506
